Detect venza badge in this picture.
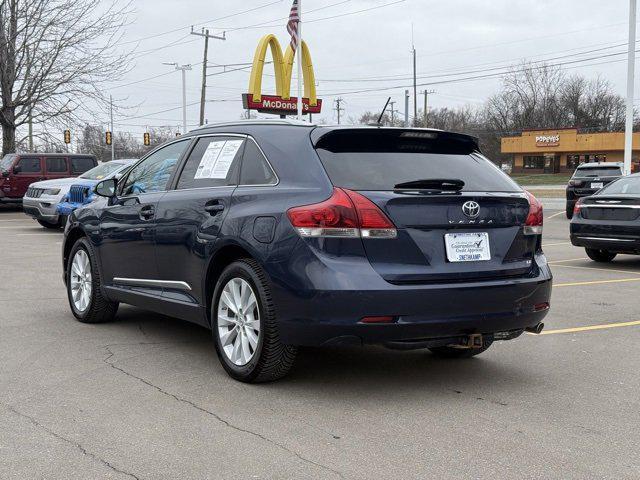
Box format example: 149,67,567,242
462,201,481,219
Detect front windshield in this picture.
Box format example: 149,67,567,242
598,176,640,195
79,162,127,180
0,155,15,170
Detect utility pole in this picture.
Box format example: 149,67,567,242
28,111,33,151
191,27,226,126
624,0,637,176
109,95,115,161
164,63,192,134
390,101,401,125
411,24,417,126
422,90,436,127
334,97,344,124
404,90,410,127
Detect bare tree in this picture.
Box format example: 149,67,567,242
0,0,131,155
485,62,628,135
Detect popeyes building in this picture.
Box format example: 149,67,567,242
501,128,640,174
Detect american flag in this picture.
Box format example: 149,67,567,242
286,0,300,52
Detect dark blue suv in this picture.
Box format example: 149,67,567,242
62,120,552,382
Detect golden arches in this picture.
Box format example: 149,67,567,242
247,35,318,107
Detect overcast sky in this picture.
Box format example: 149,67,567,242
101,0,635,136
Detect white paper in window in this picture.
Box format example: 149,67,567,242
194,140,225,179
210,139,243,179
194,139,243,180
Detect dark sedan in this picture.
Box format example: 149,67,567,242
571,173,640,262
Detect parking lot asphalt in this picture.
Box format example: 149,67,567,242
1,204,639,480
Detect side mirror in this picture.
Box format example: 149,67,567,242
94,178,117,198
12,165,21,174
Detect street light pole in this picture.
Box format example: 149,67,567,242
624,0,637,176
164,62,192,134
110,94,115,161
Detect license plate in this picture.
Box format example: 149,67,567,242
444,232,491,262
591,182,604,189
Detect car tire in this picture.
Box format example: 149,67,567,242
429,338,493,358
566,203,574,219
585,248,617,263
66,238,118,323
37,219,61,229
212,259,297,383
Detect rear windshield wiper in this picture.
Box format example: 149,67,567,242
393,178,465,191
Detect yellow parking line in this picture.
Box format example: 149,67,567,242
543,242,572,247
555,277,640,287
551,263,640,276
548,257,589,264
535,320,640,335
546,211,565,220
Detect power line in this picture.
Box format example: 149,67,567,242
319,21,639,73
316,41,635,83
119,0,283,45
324,49,640,96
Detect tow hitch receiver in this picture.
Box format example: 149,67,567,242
464,334,483,349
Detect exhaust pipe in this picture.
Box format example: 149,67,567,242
525,322,545,334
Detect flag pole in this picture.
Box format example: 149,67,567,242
297,0,303,121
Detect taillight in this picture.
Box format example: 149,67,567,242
573,198,583,216
524,190,543,235
287,188,397,238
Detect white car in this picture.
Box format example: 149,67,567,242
23,159,137,228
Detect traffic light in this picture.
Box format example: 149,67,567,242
143,132,150,146
64,130,71,144
105,131,112,145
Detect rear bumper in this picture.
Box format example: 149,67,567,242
0,196,22,204
272,255,552,347
570,221,640,253
22,197,59,221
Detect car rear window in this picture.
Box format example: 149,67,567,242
574,166,622,177
314,130,519,192
598,176,640,195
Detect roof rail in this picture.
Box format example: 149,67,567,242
191,119,315,131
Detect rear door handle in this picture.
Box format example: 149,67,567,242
139,205,155,220
204,200,225,216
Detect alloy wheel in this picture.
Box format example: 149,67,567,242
70,249,92,312
217,277,261,366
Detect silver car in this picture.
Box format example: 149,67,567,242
23,159,137,228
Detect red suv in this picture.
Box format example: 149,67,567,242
0,153,98,204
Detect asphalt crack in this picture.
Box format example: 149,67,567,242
103,345,345,479
2,403,141,480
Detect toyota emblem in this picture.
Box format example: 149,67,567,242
462,201,480,218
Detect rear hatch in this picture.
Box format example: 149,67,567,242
313,128,539,284
570,165,623,194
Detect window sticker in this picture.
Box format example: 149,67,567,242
194,139,243,180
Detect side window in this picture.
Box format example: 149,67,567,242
240,139,277,185
122,140,189,195
46,157,68,173
176,136,244,190
71,157,95,174
16,157,42,174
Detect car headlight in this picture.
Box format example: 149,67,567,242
43,188,61,195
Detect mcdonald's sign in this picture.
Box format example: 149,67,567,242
243,34,322,115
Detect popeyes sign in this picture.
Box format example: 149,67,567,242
242,34,322,115
535,134,560,147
